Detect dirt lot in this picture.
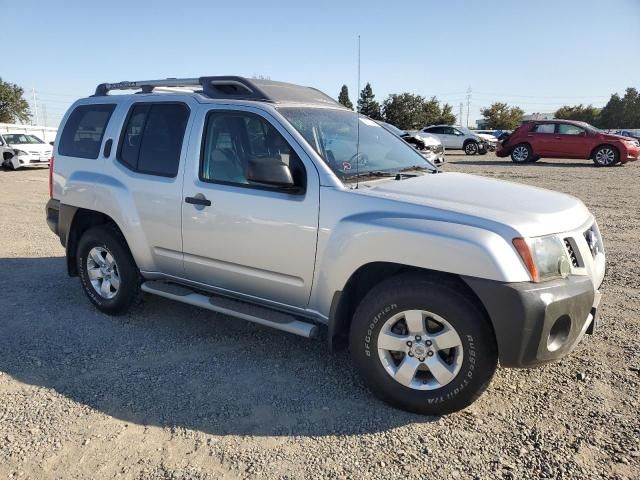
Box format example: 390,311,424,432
1,154,639,480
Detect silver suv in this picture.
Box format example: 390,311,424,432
46,76,605,415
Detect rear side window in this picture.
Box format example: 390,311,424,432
533,123,555,134
58,104,115,159
117,103,189,177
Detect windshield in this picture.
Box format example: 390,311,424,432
378,121,406,137
3,134,45,144
278,107,436,181
576,122,600,133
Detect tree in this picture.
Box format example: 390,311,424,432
599,88,640,128
0,78,31,124
480,102,524,129
382,93,458,130
382,93,427,130
357,83,381,119
555,104,601,126
338,85,353,110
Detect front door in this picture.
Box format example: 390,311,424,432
181,106,319,308
553,123,590,158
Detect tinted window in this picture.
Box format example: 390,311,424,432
200,111,306,190
117,103,189,177
425,126,443,134
533,123,555,134
59,104,115,159
557,124,584,135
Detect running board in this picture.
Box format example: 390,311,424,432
140,281,319,338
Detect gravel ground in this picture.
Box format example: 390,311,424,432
0,154,639,480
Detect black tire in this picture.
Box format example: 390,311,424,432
510,143,532,163
3,152,15,170
349,273,498,415
464,141,479,155
478,149,488,155
591,145,619,167
77,225,140,315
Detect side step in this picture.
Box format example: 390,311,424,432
140,281,319,338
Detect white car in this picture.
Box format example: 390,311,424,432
378,122,446,164
420,125,489,155
1,133,53,170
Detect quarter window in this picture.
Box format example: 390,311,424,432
117,103,189,177
200,111,306,190
58,104,115,159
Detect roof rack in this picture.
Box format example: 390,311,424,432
93,76,344,108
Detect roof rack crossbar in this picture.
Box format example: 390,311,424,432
94,78,200,96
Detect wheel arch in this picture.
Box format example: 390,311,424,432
65,207,133,276
590,143,619,160
328,263,492,351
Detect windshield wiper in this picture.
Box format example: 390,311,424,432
344,170,420,181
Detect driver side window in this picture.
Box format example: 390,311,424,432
200,111,306,190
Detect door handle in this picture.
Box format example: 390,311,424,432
185,196,211,207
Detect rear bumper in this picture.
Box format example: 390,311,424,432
464,275,599,368
46,198,60,236
495,143,510,157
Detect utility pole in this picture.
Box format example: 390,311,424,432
32,88,39,126
459,102,464,126
43,105,48,128
465,87,472,128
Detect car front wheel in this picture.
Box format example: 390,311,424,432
510,144,532,163
349,274,498,415
592,145,619,167
464,141,479,155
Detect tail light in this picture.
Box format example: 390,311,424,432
49,156,54,198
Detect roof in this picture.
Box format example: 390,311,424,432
93,76,345,109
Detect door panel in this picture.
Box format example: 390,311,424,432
527,123,556,156
553,124,590,158
181,106,319,308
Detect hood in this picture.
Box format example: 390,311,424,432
602,133,637,143
10,143,52,153
413,132,441,146
358,172,591,237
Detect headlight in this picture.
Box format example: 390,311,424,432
513,236,570,282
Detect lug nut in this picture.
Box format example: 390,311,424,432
425,340,432,347
427,351,434,357
406,341,412,347
415,336,422,341
408,352,414,357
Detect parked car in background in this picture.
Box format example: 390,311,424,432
377,121,445,165
614,129,640,141
497,120,640,167
421,125,488,155
1,133,53,170
471,130,498,151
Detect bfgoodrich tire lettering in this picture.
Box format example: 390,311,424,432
77,225,140,315
350,274,498,415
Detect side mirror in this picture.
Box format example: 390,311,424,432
247,158,296,189
578,131,587,137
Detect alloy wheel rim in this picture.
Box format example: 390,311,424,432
513,146,529,162
595,148,615,165
87,246,120,299
377,310,464,391
466,143,477,154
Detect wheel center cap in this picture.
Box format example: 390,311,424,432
411,343,427,358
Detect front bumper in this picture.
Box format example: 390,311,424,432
464,275,600,368
622,144,640,162
422,149,446,164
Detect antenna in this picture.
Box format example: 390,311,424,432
355,34,361,189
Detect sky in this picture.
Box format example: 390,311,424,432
4,0,640,128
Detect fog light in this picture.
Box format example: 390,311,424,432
547,315,571,352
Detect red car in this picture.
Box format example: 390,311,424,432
496,119,640,167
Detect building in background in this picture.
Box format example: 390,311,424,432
0,123,57,143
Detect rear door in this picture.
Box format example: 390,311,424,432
180,105,319,308
527,123,556,156
554,123,590,158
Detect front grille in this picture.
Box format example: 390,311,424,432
564,238,580,267
434,145,444,153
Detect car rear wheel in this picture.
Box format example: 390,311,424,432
77,225,140,315
349,274,498,415
464,141,479,155
592,145,619,167
511,144,532,163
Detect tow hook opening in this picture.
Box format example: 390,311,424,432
547,315,571,352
